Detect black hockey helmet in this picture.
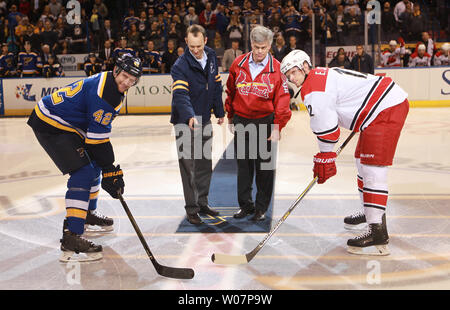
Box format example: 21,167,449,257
114,53,143,85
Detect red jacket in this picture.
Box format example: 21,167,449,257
225,52,291,131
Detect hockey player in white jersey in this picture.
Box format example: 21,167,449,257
408,44,431,67
380,39,406,67
433,43,449,66
281,50,409,255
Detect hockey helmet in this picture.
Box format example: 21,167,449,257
441,43,449,52
280,49,312,76
114,53,143,85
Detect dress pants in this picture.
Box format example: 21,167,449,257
175,121,213,215
233,114,276,213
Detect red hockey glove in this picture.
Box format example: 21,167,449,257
313,152,337,184
398,37,405,47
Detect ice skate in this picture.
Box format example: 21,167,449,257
84,210,114,233
60,229,103,262
344,210,367,231
347,214,390,256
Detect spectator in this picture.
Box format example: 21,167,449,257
199,2,217,47
18,40,42,77
127,23,142,51
39,5,56,24
176,46,184,57
267,11,283,38
350,45,374,74
99,39,114,71
328,47,351,68
286,35,299,55
67,24,87,54
42,54,64,77
343,7,362,45
40,44,54,64
272,34,288,62
222,39,243,72
112,36,136,62
344,0,361,15
48,0,62,18
122,8,140,33
408,44,431,67
0,42,18,77
421,31,434,57
393,0,410,25
142,40,161,74
226,13,243,48
161,39,178,73
40,19,58,52
99,19,117,46
215,3,229,42
147,21,163,51
8,4,22,29
83,52,103,76
167,21,182,45
408,3,425,42
93,0,109,20
184,6,199,28
381,1,397,42
283,5,302,44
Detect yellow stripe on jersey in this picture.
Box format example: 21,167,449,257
85,137,110,144
172,85,189,91
172,80,189,87
34,105,84,139
66,208,87,219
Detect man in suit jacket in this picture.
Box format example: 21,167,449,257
98,40,114,71
222,40,242,72
99,19,117,46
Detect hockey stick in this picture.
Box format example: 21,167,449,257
211,131,357,265
118,193,195,279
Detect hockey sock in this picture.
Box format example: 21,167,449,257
65,164,96,235
361,164,388,224
88,163,101,212
356,158,364,211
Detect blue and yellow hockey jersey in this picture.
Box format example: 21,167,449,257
29,71,125,167
0,52,17,76
17,51,42,76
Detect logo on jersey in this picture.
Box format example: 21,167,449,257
235,70,274,99
15,84,36,101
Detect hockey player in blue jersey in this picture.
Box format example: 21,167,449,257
27,54,142,262
18,41,42,77
0,43,18,77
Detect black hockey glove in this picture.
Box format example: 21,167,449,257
101,165,124,199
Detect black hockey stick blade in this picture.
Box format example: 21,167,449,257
118,194,195,279
211,131,357,265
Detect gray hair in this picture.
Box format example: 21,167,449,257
250,25,274,44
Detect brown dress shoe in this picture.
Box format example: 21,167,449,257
187,213,203,225
199,205,220,216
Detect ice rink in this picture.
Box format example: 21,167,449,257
0,107,449,290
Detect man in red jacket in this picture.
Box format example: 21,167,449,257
225,25,291,221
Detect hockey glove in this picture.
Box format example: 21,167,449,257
313,152,337,184
101,165,124,199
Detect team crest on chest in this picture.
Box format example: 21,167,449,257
235,71,274,99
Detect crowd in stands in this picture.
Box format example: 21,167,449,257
0,0,448,78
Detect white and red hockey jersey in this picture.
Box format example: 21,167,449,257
380,46,405,67
408,52,431,67
433,51,449,66
300,67,408,152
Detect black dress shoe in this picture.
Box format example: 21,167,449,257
233,208,255,219
187,213,203,225
199,205,220,216
250,210,265,221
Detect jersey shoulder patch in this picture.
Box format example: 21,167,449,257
301,67,328,101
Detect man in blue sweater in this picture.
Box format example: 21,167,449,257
170,25,225,225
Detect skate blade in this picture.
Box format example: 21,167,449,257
347,244,390,256
84,224,114,234
344,223,368,231
59,251,103,263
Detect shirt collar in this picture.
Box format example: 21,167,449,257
249,52,269,67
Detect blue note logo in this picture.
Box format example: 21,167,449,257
15,84,36,101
